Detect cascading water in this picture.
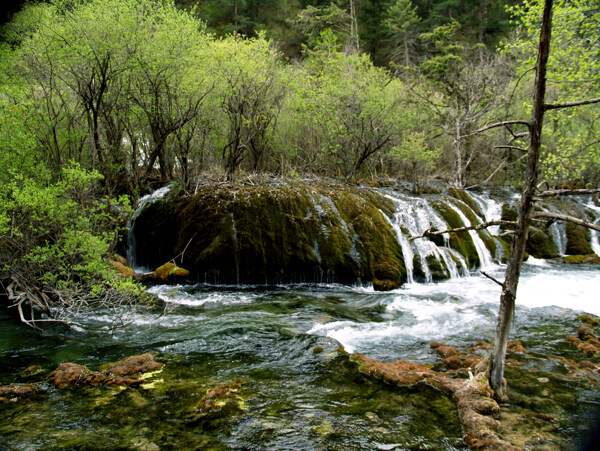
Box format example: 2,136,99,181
447,200,494,269
126,184,173,272
585,197,600,256
382,192,467,283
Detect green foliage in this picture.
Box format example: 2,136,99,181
0,164,132,292
503,0,600,186
390,131,439,188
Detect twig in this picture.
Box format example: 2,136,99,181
481,271,504,287
410,220,516,241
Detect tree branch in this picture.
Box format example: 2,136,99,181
543,97,600,111
536,188,600,198
532,212,600,232
470,120,532,136
481,271,504,287
410,220,517,240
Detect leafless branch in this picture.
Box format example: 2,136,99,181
544,97,600,111
410,220,516,241
531,212,600,232
481,271,504,287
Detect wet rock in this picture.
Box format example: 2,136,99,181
192,380,245,421
577,342,599,357
102,353,163,377
580,361,597,370
463,355,485,370
373,278,401,291
562,254,600,264
0,384,40,403
474,341,491,350
19,365,45,381
430,342,458,358
578,322,596,341
578,315,599,326
153,262,189,282
507,341,527,354
351,353,453,390
49,354,163,388
443,355,463,370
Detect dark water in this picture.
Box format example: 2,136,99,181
1,263,599,449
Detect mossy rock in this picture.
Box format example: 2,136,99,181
565,222,592,255
174,182,405,288
526,226,558,259
430,200,480,269
154,262,190,281
425,255,450,281
561,254,600,264
447,187,484,218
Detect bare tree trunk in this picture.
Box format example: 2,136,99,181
488,0,553,401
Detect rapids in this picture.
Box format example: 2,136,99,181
1,263,600,449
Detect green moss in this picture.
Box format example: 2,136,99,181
425,256,450,281
526,226,558,259
565,222,592,255
430,200,480,269
174,182,405,287
447,187,484,218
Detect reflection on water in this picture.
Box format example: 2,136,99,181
1,263,599,449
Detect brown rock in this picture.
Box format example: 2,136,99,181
474,341,491,350
463,355,484,370
578,322,596,341
49,363,93,388
507,341,527,354
102,353,163,377
430,341,443,349
580,360,597,370
566,336,582,345
0,384,39,402
444,355,463,370
578,342,599,356
435,344,459,359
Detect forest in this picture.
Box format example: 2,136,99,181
1,1,600,448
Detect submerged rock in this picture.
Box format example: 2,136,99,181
49,354,163,389
190,380,246,423
0,384,40,403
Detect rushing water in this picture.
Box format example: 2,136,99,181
2,262,600,450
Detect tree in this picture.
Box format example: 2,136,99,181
414,20,512,187
487,0,600,400
384,0,421,67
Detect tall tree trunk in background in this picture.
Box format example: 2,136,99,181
488,0,552,401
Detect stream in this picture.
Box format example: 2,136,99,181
1,262,600,449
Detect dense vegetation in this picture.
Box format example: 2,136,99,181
0,0,598,324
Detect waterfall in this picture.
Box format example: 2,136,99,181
383,193,466,283
447,201,494,269
585,197,600,256
126,185,173,271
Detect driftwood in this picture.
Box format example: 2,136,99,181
410,220,517,241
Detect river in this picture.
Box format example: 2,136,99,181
1,261,599,449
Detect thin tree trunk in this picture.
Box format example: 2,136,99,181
488,0,553,401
